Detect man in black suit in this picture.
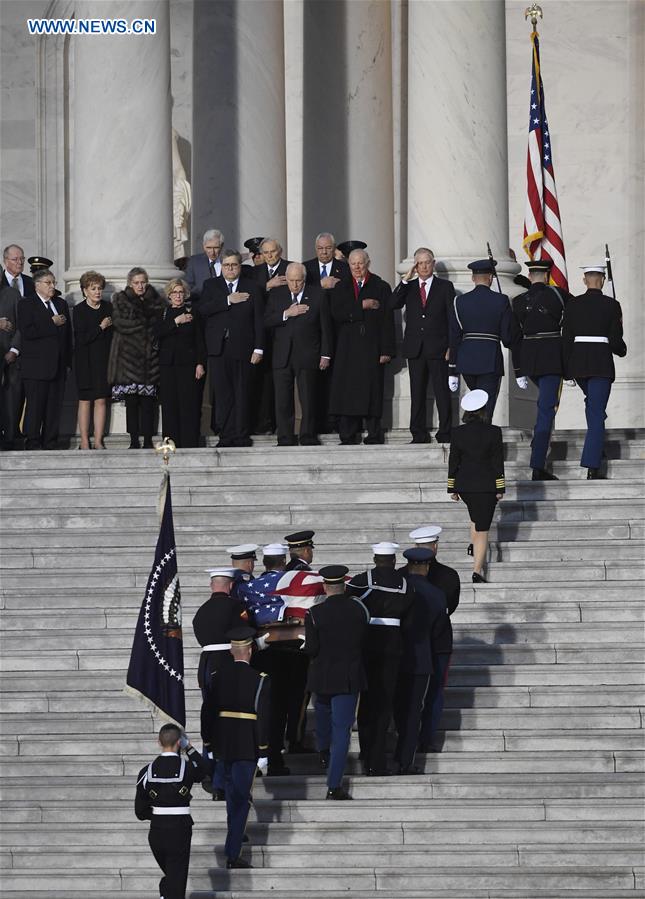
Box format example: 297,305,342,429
17,269,72,450
185,228,225,294
0,279,22,449
2,245,36,298
391,248,455,443
304,232,350,289
264,263,332,446
252,238,291,292
198,250,265,447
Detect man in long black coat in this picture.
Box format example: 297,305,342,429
329,249,395,444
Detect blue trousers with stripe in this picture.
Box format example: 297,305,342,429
577,377,612,470
314,693,358,789
223,760,256,861
529,374,562,470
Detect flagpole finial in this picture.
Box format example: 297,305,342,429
155,437,177,466
525,3,543,30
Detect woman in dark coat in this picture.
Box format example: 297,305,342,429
153,278,207,447
107,267,165,448
73,270,113,449
447,389,505,583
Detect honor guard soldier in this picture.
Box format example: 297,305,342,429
200,626,271,869
448,259,518,421
394,547,450,770
135,724,207,899
562,265,627,479
284,530,315,571
305,565,369,799
193,568,248,695
406,526,459,752
512,259,569,480
348,543,414,776
228,543,258,599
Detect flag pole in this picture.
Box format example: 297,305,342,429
524,3,543,33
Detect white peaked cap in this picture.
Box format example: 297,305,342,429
205,567,238,579
409,525,442,543
263,543,289,556
461,389,488,412
371,542,400,555
580,265,606,274
226,543,259,557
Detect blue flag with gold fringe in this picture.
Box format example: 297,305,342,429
125,471,185,726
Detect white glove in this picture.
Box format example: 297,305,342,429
448,376,459,392
564,379,576,387
179,733,190,750
516,376,529,390
255,633,269,651
257,757,268,774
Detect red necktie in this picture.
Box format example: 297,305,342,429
420,280,427,309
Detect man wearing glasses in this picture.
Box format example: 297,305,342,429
2,245,36,298
185,229,225,294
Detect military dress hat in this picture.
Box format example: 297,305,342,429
318,564,349,583
263,543,289,556
337,240,367,257
461,389,489,412
403,546,436,563
525,260,552,272
409,525,442,543
226,625,256,646
284,530,315,549
468,259,497,274
227,543,259,560
28,256,54,272
580,265,606,274
371,541,400,555
244,237,266,256
205,567,238,579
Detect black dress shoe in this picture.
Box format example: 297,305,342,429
326,787,352,800
128,438,140,449
366,767,391,777
467,543,473,556
398,765,422,775
340,435,362,445
586,467,605,480
201,776,214,794
212,788,226,801
236,437,253,447
435,432,451,444
418,742,441,754
216,438,234,448
277,436,298,446
532,468,558,481
472,572,487,583
299,435,321,446
410,433,432,444
319,750,330,770
267,764,291,776
363,432,385,445
142,438,154,449
226,857,253,869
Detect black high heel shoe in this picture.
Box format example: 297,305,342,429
472,572,487,584
467,543,473,556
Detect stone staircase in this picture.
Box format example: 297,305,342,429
1,428,644,898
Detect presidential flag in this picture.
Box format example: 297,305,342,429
522,27,568,291
125,471,185,727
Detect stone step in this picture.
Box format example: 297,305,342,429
1,891,642,899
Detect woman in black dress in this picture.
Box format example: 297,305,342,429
108,267,165,448
73,271,112,449
447,389,505,583
153,278,206,447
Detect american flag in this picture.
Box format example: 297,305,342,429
522,29,568,291
237,569,326,625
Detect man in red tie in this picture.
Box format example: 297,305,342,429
328,249,395,445
391,248,456,444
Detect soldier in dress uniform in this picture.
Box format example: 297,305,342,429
348,543,414,776
448,259,518,422
393,547,450,772
406,526,459,753
284,529,315,571
192,567,248,695
304,564,369,799
512,259,570,480
228,543,258,600
135,723,207,899
200,626,271,869
562,265,627,479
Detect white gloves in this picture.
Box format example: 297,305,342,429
448,376,459,392
255,633,269,651
257,757,268,774
516,376,529,390
179,733,190,750
564,379,577,387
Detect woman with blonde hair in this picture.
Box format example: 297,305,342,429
73,270,112,449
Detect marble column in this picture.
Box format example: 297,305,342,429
400,0,519,425
65,0,177,294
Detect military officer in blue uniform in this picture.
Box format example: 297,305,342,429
448,259,518,422
512,259,569,480
200,626,271,869
562,265,627,479
135,724,207,899
284,529,315,571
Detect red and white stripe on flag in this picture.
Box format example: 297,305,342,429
271,569,326,620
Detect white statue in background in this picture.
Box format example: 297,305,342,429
172,127,191,260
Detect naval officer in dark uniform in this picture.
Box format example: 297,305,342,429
135,724,207,899
200,626,271,869
562,265,627,479
448,258,518,422
512,259,569,480
284,529,315,571
192,567,248,694
305,565,370,799
348,543,414,775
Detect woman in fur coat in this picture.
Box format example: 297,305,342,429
108,267,165,448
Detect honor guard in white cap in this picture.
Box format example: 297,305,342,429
409,525,442,544
347,543,413,775
562,264,627,478
193,568,248,696
511,259,571,481
228,544,258,600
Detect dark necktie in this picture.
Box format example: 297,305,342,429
321,265,327,279
227,282,234,294
357,280,363,291
291,293,298,304
11,276,19,290
45,300,55,317
420,280,427,309
209,261,216,277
